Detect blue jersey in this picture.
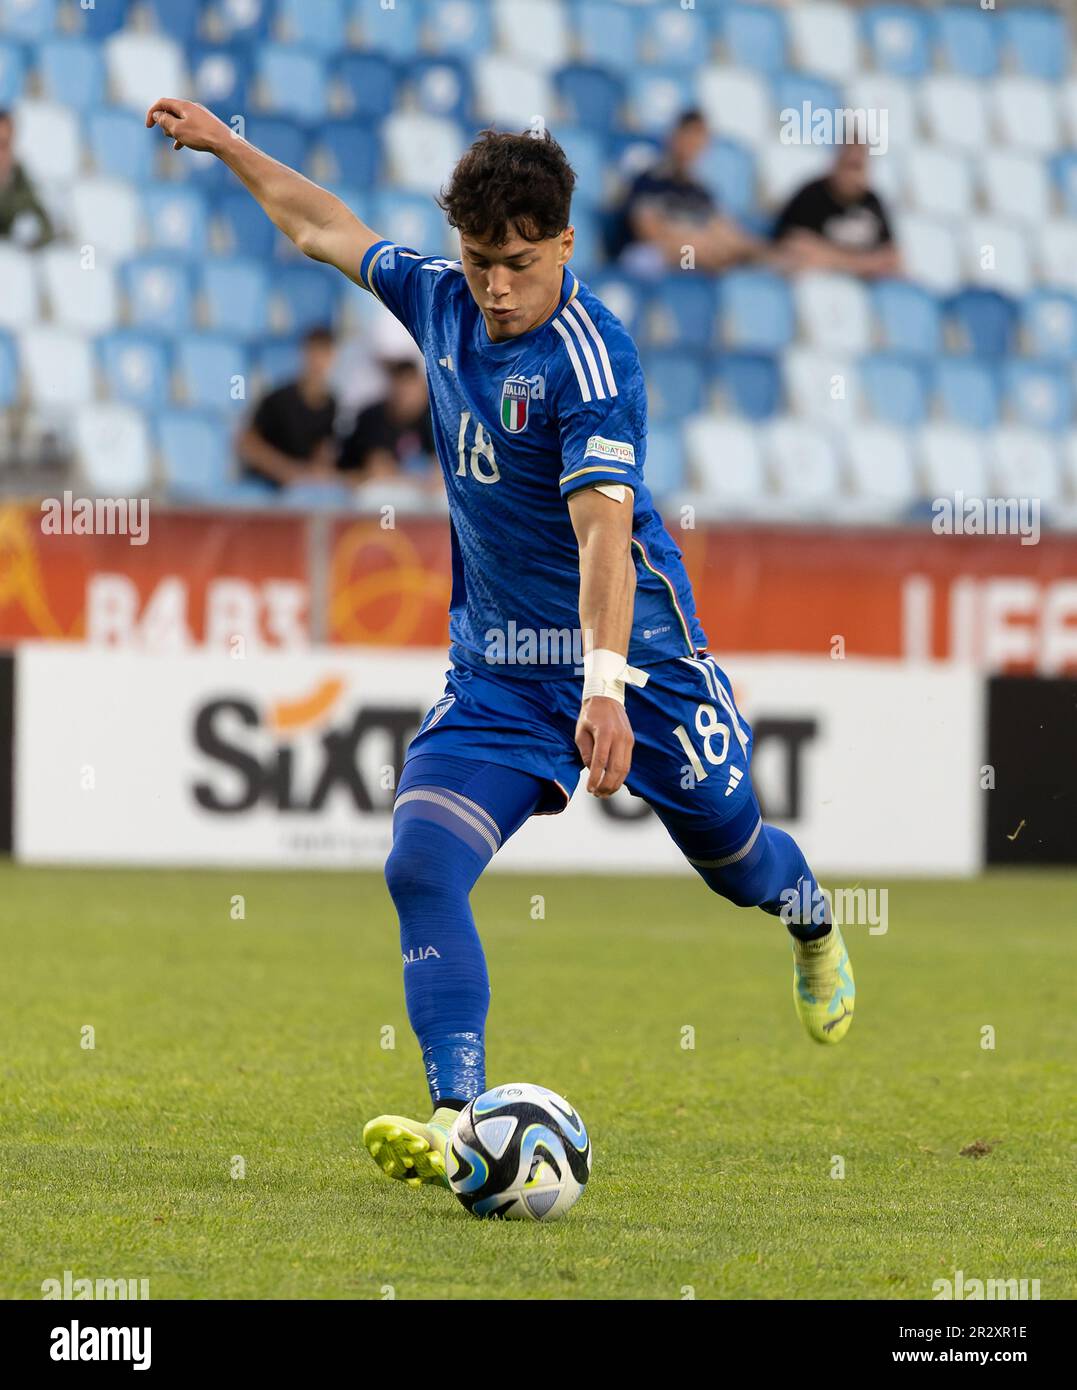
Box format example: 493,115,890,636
357,240,708,677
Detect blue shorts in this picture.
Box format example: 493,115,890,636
404,652,763,865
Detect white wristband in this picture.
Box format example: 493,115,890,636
582,648,650,704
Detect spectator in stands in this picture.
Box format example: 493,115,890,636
772,137,900,279
339,330,436,488
0,109,54,249
610,109,766,274
238,326,339,489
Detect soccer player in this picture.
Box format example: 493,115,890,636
147,101,855,1190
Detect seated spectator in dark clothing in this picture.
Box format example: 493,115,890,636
611,109,765,274
238,327,338,488
0,109,54,248
339,356,436,486
772,139,901,280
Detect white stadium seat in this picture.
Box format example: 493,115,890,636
757,141,832,209
1061,80,1077,147
383,112,465,195
696,67,770,150
683,415,766,504
473,54,553,128
764,417,842,503
905,146,973,220
493,0,571,71
787,2,859,81
991,77,1060,155
74,403,153,494
895,216,961,293
0,244,40,330
980,152,1051,226
962,217,1033,296
918,424,988,499
70,177,142,262
845,76,917,154
794,272,872,356
19,326,95,410
104,32,187,114
1038,220,1077,293
40,245,118,334
921,76,988,153
13,99,81,184
990,428,1061,506
785,346,862,427
841,423,917,504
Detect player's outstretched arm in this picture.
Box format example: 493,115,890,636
145,98,380,284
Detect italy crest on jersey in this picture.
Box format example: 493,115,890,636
500,375,530,433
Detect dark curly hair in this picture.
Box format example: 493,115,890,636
437,129,576,246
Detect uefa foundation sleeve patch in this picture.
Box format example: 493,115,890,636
583,435,636,467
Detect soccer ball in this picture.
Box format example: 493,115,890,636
446,1083,592,1221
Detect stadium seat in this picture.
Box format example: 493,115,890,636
383,112,463,195
962,218,1033,297
403,56,473,123
208,0,272,42
271,264,341,335
105,32,187,115
40,247,118,335
189,45,251,110
255,45,328,123
918,424,989,500
764,417,843,507
310,119,381,191
720,270,795,353
332,54,398,122
786,2,858,81
785,346,861,427
641,275,719,352
715,353,782,422
494,0,571,70
0,331,17,408
143,183,210,258
1000,7,1068,81
12,100,80,185
628,68,689,136
696,67,769,150
845,76,916,154
992,77,1061,156
721,3,787,75
176,334,249,413
642,349,706,422
841,424,917,505
643,422,687,497
243,117,309,176
71,177,142,263
255,338,303,389
990,428,1061,506
587,272,645,338
575,1,639,70
122,256,194,335
921,77,989,153
420,0,493,57
38,37,106,110
567,207,602,281
0,245,38,331
697,138,755,221
354,0,423,56
873,280,942,356
936,357,1001,430
276,0,346,51
0,0,56,40
555,63,623,131
556,127,608,209
157,409,235,499
144,0,202,45
981,152,1051,226
1038,220,1077,294
99,331,172,411
90,108,156,183
757,142,831,209
638,3,704,69
474,53,554,128
1061,81,1077,149
860,353,930,428
74,403,153,494
0,41,26,107
201,259,270,339
946,289,1018,358
371,190,454,258
905,147,973,220
683,416,766,505
19,326,95,410
772,73,845,130
1004,361,1074,434
214,188,278,258
936,6,999,79
862,5,931,79
1020,290,1077,361
1052,152,1077,218
794,272,872,356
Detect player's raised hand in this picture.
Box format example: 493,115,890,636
576,696,634,797
145,98,229,154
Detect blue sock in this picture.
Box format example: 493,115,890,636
698,822,831,941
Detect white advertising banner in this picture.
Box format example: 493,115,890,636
16,644,984,875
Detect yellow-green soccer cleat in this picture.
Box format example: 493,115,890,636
362,1109,456,1189
792,925,855,1044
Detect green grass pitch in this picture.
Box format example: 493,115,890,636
1,863,1073,1300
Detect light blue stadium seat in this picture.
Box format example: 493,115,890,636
90,108,155,183
38,38,105,109
722,3,787,75
122,257,194,335
404,55,473,123
555,64,624,130
567,207,603,281
177,334,250,413
0,331,17,408
643,423,687,496
1001,8,1069,81
627,67,688,136
642,349,706,422
1020,290,1077,361
0,0,56,41
720,270,794,353
157,409,235,499
860,353,930,428
936,357,1001,430
0,42,27,107
201,259,271,339
419,0,492,57
144,183,211,257
587,271,646,336
698,138,755,221
190,45,251,110
555,127,606,208
872,280,942,355
717,353,781,421
1050,153,1077,218
273,264,340,334
936,6,998,78
862,5,932,78
72,0,130,36
145,0,202,44
642,275,719,352
276,0,346,51
256,338,302,388
244,117,310,175
333,52,398,121
772,73,844,128
574,1,640,71
1004,361,1074,433
215,188,278,259
213,0,272,42
354,0,422,56
313,121,380,189
256,45,328,123
99,331,172,411
945,289,1017,357
372,190,451,257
